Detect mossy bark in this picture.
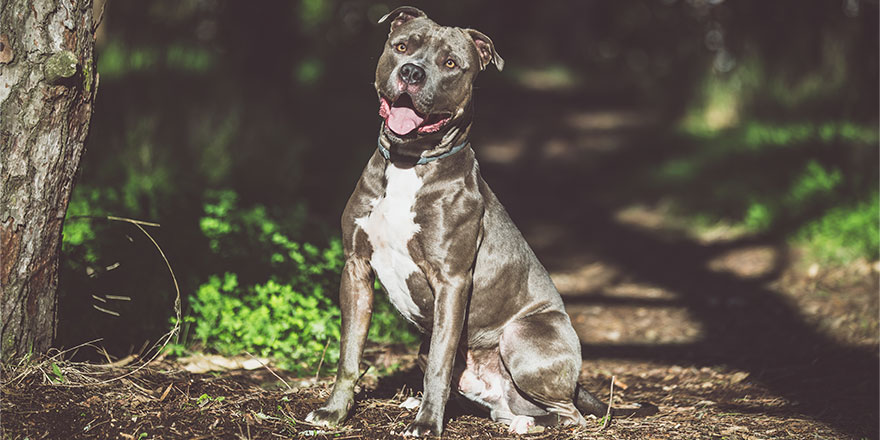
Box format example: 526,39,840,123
0,0,98,360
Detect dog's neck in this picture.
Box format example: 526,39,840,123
378,104,473,166
377,132,469,165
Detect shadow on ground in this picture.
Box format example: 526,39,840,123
462,86,880,438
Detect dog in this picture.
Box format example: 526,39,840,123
305,6,654,436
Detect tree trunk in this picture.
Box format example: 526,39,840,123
1,0,97,359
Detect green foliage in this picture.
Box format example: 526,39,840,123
743,160,843,232
796,194,879,263
50,362,65,383
742,121,879,149
165,44,214,73
196,393,225,408
298,0,331,31
176,190,416,373
788,160,842,202
743,202,773,231
295,58,324,86
187,272,342,372
98,40,214,79
654,119,878,264
62,187,104,264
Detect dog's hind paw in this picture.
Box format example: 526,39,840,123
508,415,543,434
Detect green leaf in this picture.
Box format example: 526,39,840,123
51,362,64,383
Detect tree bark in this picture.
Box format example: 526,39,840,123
1,0,97,359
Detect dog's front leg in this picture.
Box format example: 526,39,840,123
404,273,471,437
306,257,374,427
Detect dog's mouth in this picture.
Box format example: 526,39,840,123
379,94,452,136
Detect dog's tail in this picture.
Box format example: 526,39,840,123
574,383,659,418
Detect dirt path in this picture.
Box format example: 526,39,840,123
3,93,878,439
472,91,879,439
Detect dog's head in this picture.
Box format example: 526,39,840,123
375,6,503,145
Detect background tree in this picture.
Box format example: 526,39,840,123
1,0,98,359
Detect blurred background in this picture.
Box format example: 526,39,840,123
58,0,877,377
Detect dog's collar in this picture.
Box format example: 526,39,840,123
377,134,468,165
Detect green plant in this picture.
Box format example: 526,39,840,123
50,362,65,383
743,159,843,232
196,393,225,408
62,186,119,265
796,193,879,263
176,190,417,374
657,118,877,264
188,272,342,372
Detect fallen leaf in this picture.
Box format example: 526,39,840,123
177,353,271,373
83,395,101,407
159,383,173,402
721,425,749,435
729,371,750,384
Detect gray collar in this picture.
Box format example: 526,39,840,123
377,136,468,165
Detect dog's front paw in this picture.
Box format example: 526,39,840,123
402,419,442,437
305,405,348,427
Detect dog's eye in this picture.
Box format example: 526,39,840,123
445,59,456,69
395,43,407,53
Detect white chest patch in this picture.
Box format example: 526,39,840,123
355,164,423,324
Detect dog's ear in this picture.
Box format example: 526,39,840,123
466,29,504,72
378,6,427,33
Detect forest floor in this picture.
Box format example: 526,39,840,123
1,254,877,440
3,95,878,439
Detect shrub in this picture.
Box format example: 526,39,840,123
662,118,877,264
743,160,843,232
188,273,342,372
176,190,417,374
796,193,879,263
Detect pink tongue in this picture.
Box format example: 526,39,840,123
387,106,425,135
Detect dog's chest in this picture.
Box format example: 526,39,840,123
355,164,424,324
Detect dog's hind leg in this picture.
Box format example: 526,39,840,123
499,310,588,427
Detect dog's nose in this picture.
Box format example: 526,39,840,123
399,63,426,85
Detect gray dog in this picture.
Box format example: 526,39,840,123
306,6,653,436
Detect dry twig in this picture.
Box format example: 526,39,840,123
2,215,182,388
244,351,292,391
601,375,615,430
314,338,331,379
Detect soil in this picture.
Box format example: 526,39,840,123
3,94,878,439
2,290,878,440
